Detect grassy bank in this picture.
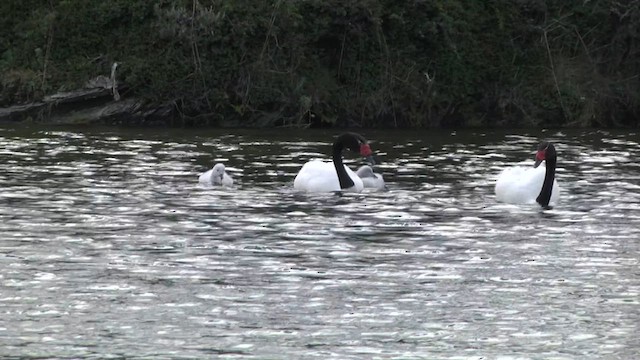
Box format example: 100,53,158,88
1,0,638,127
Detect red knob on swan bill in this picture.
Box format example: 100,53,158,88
359,143,375,165
534,149,545,168
359,143,372,157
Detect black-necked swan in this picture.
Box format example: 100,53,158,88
198,163,234,186
293,132,375,192
495,141,560,209
356,165,386,190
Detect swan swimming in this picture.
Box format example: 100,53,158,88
293,132,375,192
495,141,560,209
355,165,386,190
198,163,233,186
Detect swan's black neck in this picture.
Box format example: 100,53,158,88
536,147,557,209
333,140,355,190
332,133,367,189
333,156,354,189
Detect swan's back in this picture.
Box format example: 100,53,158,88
495,165,560,205
219,172,233,186
294,160,363,192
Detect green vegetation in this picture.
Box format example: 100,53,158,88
1,0,638,127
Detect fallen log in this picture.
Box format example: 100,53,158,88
0,62,173,126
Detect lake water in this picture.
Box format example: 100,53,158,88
0,126,638,359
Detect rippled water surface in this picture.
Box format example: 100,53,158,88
1,126,639,359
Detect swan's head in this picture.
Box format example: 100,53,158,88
534,142,556,168
211,163,226,184
336,132,375,165
356,165,376,178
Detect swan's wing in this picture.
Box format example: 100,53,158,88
294,160,362,192
294,160,340,192
495,166,547,204
222,172,234,186
549,179,561,205
198,169,213,185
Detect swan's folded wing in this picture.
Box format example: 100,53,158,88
294,160,363,192
198,169,213,185
222,172,234,186
495,166,547,204
294,161,339,192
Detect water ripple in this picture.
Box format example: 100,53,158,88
0,127,638,359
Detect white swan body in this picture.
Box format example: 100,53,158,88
495,141,560,208
495,165,560,205
356,165,386,190
293,132,375,193
294,160,363,192
198,163,233,186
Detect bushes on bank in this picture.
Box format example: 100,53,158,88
1,0,638,127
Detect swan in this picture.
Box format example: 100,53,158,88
495,141,560,209
356,165,386,190
293,132,375,192
198,163,233,186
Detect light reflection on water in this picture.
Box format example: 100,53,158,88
0,126,638,359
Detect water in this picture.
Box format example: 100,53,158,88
0,126,638,359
